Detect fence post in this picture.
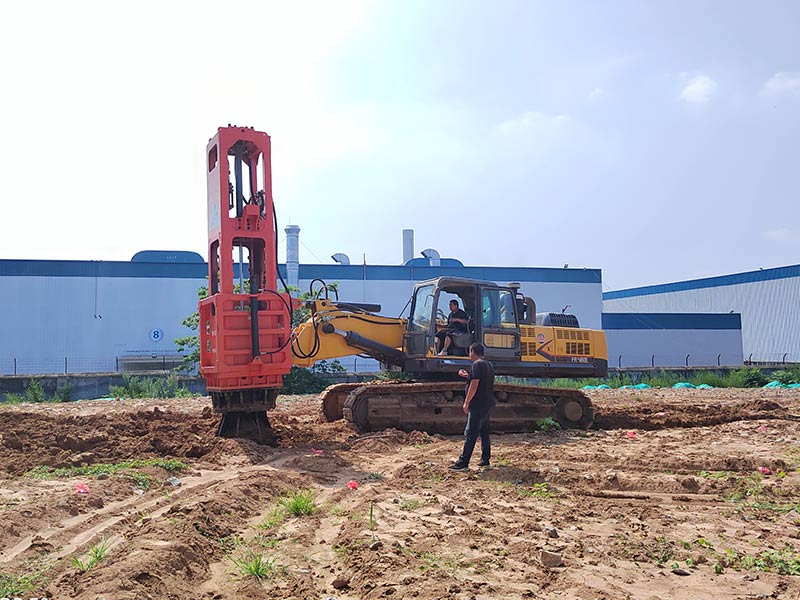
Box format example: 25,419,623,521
64,357,68,374
685,354,690,368
651,355,655,368
748,353,753,364
13,357,17,375
783,353,788,364
163,355,166,370
115,356,119,372
717,353,722,367
618,354,622,369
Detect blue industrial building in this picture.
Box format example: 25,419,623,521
0,245,604,375
7,226,789,376
603,264,800,364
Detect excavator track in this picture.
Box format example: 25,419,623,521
323,381,594,434
320,383,365,422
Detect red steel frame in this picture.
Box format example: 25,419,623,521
199,127,292,402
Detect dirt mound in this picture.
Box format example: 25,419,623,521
592,393,794,430
0,390,798,600
0,407,220,476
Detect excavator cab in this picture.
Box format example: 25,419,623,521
405,277,530,366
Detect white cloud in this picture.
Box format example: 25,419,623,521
679,74,718,104
496,111,570,135
765,229,800,242
589,87,604,99
762,72,800,97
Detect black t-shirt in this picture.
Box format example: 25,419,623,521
466,359,495,411
448,308,469,332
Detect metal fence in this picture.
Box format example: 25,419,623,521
0,355,186,376
611,352,800,369
2,352,798,376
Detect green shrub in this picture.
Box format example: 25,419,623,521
3,380,68,404
109,374,193,399
280,367,330,394
688,372,726,388
727,368,768,388
771,367,800,385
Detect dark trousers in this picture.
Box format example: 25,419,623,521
458,405,491,465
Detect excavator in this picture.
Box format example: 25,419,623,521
199,126,608,442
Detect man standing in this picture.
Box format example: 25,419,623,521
436,299,470,355
449,342,495,471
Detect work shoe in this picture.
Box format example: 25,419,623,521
448,462,468,472
478,459,490,467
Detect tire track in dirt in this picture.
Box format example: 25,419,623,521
0,465,271,565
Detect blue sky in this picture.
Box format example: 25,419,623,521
0,1,797,290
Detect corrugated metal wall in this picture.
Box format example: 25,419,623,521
0,275,204,375
603,275,800,363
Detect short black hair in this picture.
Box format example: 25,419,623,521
449,299,459,306
469,342,485,356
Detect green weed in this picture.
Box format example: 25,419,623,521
231,551,280,580
725,472,764,501
398,499,421,511
714,545,800,575
109,373,193,399
72,539,111,572
417,551,462,573
26,458,187,481
254,534,280,550
369,502,377,540
647,537,675,566
0,568,46,597
517,482,554,499
696,537,715,550
218,535,246,554
535,417,560,432
279,490,316,517
258,507,287,530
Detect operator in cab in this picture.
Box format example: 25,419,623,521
435,299,469,355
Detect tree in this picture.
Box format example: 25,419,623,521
174,285,208,373
174,282,341,374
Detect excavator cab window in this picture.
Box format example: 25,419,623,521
410,284,435,332
482,289,517,329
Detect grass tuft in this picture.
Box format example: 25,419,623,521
517,482,554,499
398,499,421,511
231,551,280,580
26,458,187,481
257,507,286,530
72,539,111,572
0,570,45,597
279,490,316,517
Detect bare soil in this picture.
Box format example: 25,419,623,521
1,388,799,600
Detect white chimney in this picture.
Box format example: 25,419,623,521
285,224,300,289
402,229,414,264
421,248,440,267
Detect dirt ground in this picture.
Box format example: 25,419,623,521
1,388,799,600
